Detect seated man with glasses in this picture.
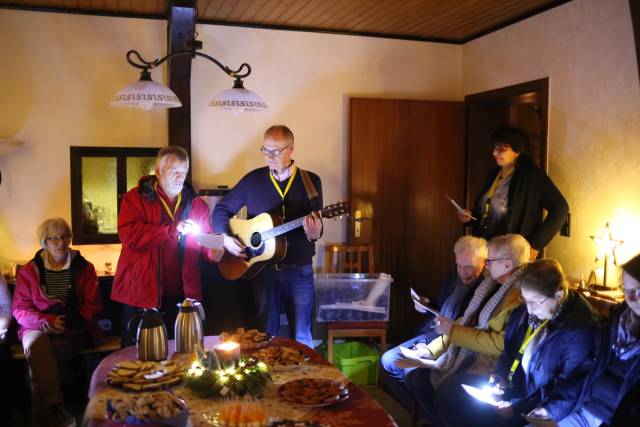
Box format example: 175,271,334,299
437,258,600,426
405,234,529,424
12,218,103,427
214,125,323,348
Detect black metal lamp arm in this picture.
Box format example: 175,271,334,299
125,49,252,79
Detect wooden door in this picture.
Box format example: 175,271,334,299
349,98,465,342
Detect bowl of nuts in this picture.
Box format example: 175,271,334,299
106,391,188,426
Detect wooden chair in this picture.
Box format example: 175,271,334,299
324,243,375,274
323,244,387,364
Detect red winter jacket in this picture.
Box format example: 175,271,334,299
12,249,103,341
111,176,214,309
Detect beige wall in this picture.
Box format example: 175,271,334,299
0,11,168,271
463,0,640,281
2,0,638,281
0,9,462,271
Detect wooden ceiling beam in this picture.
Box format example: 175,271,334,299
167,0,196,178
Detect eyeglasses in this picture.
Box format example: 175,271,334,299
486,258,508,265
45,235,70,243
492,144,512,153
623,288,640,300
524,295,552,309
260,144,291,158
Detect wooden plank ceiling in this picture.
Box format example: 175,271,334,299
0,0,571,43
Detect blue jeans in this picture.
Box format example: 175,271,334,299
381,335,427,381
251,265,315,348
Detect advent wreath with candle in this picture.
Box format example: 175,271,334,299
185,350,272,398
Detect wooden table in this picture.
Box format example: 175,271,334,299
83,336,397,427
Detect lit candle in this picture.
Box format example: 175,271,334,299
215,341,241,369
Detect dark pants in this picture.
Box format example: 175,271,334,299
251,264,315,348
433,372,508,427
0,342,10,415
404,367,440,424
121,295,183,348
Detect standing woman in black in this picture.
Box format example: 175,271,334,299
459,126,569,260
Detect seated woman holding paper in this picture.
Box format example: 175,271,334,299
404,234,529,423
458,126,568,260
436,259,600,427
555,253,640,427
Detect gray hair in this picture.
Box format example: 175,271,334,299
488,234,531,267
454,235,488,260
37,218,72,248
155,146,189,171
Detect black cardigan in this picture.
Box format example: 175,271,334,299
470,155,569,250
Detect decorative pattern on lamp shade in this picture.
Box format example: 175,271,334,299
209,86,268,115
110,79,182,111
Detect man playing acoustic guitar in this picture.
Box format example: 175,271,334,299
214,125,323,348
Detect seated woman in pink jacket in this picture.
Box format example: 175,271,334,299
12,218,102,427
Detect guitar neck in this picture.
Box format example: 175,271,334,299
261,217,305,241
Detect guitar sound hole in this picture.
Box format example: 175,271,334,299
250,232,262,248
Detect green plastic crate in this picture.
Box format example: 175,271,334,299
332,341,380,385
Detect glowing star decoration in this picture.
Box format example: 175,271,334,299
590,222,624,264
590,222,624,286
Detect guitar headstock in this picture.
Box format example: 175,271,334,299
321,201,350,219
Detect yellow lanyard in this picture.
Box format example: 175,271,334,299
269,165,297,217
507,319,549,385
154,182,182,222
482,169,514,220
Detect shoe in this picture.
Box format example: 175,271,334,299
49,404,77,427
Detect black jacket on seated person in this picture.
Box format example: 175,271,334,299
494,290,601,421
564,302,640,424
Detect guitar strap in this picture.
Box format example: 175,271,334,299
299,169,319,200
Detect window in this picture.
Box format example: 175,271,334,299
70,147,160,244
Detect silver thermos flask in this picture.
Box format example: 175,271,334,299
127,308,168,361
175,299,204,353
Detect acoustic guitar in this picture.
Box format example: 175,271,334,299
218,202,349,280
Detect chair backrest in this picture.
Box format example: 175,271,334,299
324,244,375,273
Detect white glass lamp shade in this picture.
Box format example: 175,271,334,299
209,79,267,115
111,73,182,111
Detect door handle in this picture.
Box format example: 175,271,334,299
354,210,362,238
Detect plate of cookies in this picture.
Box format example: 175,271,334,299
220,328,274,350
106,391,188,427
278,378,350,407
106,359,186,392
252,346,307,371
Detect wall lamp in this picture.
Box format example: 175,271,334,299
110,39,267,114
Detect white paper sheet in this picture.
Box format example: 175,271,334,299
410,288,441,316
397,346,439,369
446,194,477,220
